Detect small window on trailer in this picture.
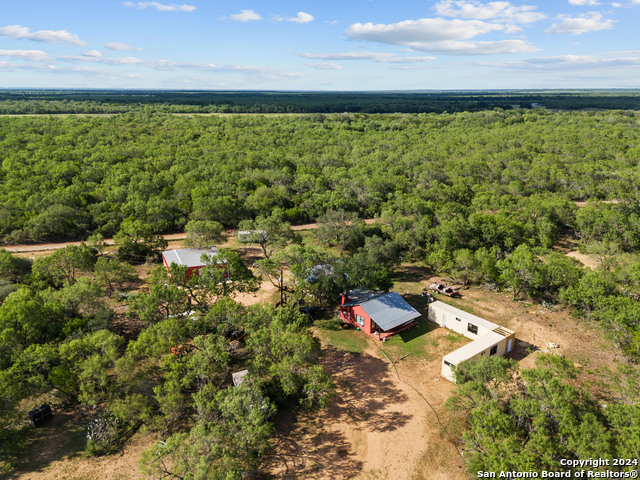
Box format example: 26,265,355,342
456,317,461,322
467,323,478,335
444,360,454,367
490,345,498,356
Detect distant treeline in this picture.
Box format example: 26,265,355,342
0,89,639,114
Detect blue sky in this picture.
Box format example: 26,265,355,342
1,0,639,90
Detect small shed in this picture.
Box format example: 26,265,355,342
232,369,249,387
162,246,225,279
339,290,420,340
238,230,267,243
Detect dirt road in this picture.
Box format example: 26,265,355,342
2,219,377,254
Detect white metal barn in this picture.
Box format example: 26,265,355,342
427,301,515,382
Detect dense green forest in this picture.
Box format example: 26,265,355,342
1,109,639,244
1,108,640,478
0,89,639,114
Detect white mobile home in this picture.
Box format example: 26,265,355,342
428,301,515,383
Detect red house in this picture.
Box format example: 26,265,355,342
339,290,421,340
162,246,226,280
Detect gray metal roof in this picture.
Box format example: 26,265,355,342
232,369,249,387
341,289,379,306
162,246,220,268
360,292,421,331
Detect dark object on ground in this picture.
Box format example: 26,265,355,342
428,283,461,298
421,291,435,303
28,403,52,427
299,306,320,314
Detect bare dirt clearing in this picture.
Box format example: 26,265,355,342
11,423,156,480
263,338,466,480
565,250,598,269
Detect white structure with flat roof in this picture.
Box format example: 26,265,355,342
428,301,515,382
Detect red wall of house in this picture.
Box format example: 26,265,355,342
340,305,373,334
162,257,201,281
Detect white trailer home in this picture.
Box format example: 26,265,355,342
427,301,515,382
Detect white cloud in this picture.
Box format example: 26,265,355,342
56,52,301,80
230,10,262,22
106,41,138,51
302,51,436,63
568,0,600,5
385,56,438,63
611,2,622,6
491,53,640,70
302,51,396,61
434,0,546,23
308,62,342,70
288,12,314,23
149,62,304,80
274,12,314,23
0,60,146,79
0,49,49,61
424,39,538,54
123,2,196,12
347,18,507,44
345,18,537,54
545,12,614,34
82,50,103,58
0,25,87,46
59,51,144,65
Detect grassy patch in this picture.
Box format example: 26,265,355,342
313,318,369,354
439,296,476,314
392,264,433,295
379,318,440,361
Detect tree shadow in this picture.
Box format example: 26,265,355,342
7,410,87,479
322,347,412,433
262,346,414,478
396,316,438,344
263,410,364,480
110,313,146,342
392,265,434,284
507,338,538,361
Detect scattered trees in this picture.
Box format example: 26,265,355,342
450,355,640,476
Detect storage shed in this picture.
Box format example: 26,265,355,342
339,290,421,340
428,301,515,382
162,246,225,280
232,369,249,387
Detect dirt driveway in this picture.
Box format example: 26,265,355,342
263,331,467,480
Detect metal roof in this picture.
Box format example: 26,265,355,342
429,300,500,331
341,289,379,306
359,292,421,331
443,331,505,365
232,369,249,387
162,246,220,268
